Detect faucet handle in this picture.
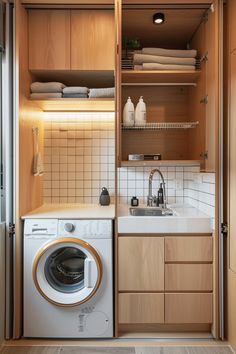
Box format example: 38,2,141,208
147,196,153,207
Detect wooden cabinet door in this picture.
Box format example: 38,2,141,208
28,10,71,70
119,293,164,324
118,237,164,291
71,10,115,70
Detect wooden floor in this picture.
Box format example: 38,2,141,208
0,346,234,354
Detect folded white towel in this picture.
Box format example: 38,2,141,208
142,63,196,71
63,86,89,94
133,53,196,66
89,88,115,98
30,93,62,99
142,48,197,58
31,82,65,93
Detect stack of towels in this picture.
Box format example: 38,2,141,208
30,82,115,99
30,82,65,99
133,48,197,71
62,87,89,98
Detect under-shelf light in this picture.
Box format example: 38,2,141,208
43,111,115,122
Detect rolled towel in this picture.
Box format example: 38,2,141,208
31,82,65,93
133,53,196,66
63,86,89,94
142,63,196,71
62,93,88,98
89,87,115,98
142,48,197,58
30,93,62,99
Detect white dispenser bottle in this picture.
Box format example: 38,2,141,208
135,96,147,126
123,97,135,126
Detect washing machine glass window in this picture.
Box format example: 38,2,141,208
33,238,103,307
44,247,87,294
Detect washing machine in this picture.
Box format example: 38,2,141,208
23,219,113,338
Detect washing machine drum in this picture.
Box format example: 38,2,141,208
33,238,102,307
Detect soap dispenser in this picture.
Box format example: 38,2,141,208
123,97,135,126
135,96,147,126
99,187,110,206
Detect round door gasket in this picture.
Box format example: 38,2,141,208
32,237,103,307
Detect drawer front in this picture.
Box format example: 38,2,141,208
165,237,212,262
165,293,213,324
165,264,213,291
118,237,164,291
119,293,164,324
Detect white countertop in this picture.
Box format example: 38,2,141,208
118,204,213,234
21,203,115,220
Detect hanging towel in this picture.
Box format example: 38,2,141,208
31,82,65,93
142,48,197,58
62,93,88,98
142,63,196,71
30,93,62,99
33,127,44,177
63,87,89,94
89,87,115,98
133,53,196,66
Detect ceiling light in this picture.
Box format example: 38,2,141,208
153,12,165,25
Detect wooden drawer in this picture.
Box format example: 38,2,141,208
119,293,164,324
165,237,213,262
165,293,213,324
165,264,213,291
118,237,164,291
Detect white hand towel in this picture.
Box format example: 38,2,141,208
142,63,196,71
142,48,197,58
133,53,196,66
31,82,65,93
89,88,115,98
33,128,44,177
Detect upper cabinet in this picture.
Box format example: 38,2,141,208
28,10,71,70
71,10,115,70
28,9,115,71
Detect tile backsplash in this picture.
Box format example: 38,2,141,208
118,165,215,218
43,112,115,204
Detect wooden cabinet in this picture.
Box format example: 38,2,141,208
165,264,213,292
28,10,71,70
165,293,213,324
119,293,164,324
28,9,115,71
71,10,115,70
118,237,164,291
165,236,213,262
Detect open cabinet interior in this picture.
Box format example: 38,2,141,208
119,3,218,172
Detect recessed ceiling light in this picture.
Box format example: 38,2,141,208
153,12,165,25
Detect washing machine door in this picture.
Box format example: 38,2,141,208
33,238,102,307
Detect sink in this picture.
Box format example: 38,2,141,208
129,207,174,217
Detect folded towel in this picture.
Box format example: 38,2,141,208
142,63,196,71
62,93,88,98
133,53,196,66
134,65,143,70
63,86,89,94
142,48,197,58
89,87,115,98
31,82,65,93
30,93,62,99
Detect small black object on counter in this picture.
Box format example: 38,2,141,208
131,196,139,207
99,187,110,206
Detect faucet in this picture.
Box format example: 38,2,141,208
147,168,167,209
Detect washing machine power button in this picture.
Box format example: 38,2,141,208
64,223,75,233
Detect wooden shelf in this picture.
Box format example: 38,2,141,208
122,70,201,85
30,98,115,112
120,160,201,167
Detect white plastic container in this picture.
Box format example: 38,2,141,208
135,96,146,126
123,97,135,126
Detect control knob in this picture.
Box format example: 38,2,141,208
64,222,75,233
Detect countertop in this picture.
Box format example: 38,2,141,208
21,203,115,220
118,204,213,234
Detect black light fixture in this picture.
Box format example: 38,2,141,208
153,12,165,25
